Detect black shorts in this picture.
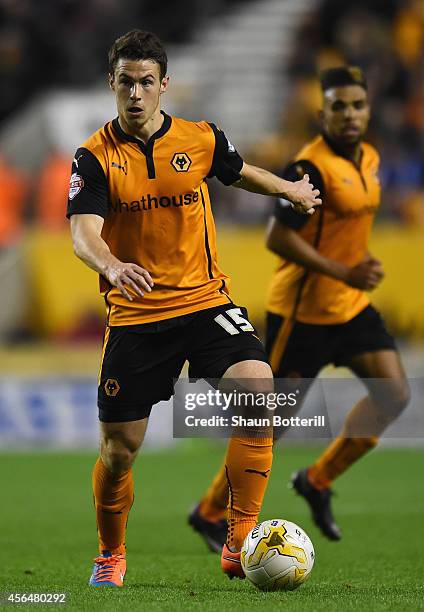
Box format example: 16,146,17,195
266,304,396,379
98,304,268,422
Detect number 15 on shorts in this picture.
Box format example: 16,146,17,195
214,308,254,335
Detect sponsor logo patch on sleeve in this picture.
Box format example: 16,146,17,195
69,172,84,200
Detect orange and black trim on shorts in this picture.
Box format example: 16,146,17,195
269,316,296,374
98,326,110,385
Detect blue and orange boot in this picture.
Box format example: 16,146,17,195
221,543,245,580
89,551,126,587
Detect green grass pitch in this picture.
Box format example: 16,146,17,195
1,443,423,611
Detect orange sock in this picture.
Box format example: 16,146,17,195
92,457,134,555
308,397,378,489
198,460,229,522
225,435,273,550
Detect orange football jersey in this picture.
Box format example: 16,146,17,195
68,113,243,325
267,135,381,324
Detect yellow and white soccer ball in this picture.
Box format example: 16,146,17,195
241,519,315,591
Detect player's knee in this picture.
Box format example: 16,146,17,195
101,437,139,473
380,379,411,419
390,380,410,414
224,360,273,386
221,360,274,418
103,447,136,474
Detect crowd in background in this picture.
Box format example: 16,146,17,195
0,0,423,251
0,0,250,126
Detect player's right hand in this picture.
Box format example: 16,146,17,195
345,256,384,290
105,261,154,301
288,174,322,215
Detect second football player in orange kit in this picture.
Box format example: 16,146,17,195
194,67,409,547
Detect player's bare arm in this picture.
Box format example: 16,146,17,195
70,213,154,301
234,163,322,215
266,217,384,290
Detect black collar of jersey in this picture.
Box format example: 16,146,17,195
322,133,363,166
111,111,172,179
112,111,172,151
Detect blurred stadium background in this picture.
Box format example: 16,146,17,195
0,0,423,451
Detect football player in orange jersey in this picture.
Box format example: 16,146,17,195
194,67,409,546
67,30,321,586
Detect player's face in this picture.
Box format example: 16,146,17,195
109,58,168,134
320,85,370,146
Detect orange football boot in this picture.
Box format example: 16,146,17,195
221,543,245,579
89,552,126,587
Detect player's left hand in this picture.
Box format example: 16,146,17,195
286,174,322,215
345,254,385,290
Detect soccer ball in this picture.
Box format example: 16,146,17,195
241,519,315,591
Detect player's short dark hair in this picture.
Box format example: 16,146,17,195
108,30,167,79
320,66,367,92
